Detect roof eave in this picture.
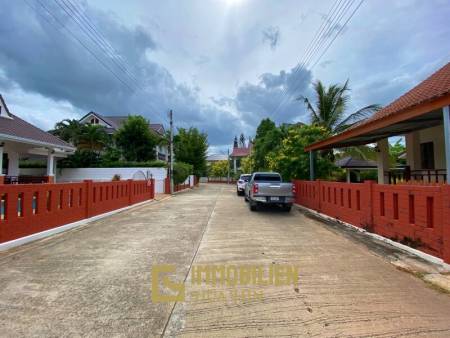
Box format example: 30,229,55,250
0,133,76,152
305,93,450,152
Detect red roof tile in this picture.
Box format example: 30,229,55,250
230,147,251,157
350,62,450,130
0,95,74,150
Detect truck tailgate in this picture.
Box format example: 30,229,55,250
257,183,292,197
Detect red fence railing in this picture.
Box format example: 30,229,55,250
293,180,450,263
0,179,154,244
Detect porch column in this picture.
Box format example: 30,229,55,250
47,150,55,182
443,105,450,181
346,169,351,183
405,131,420,170
376,138,389,184
0,143,4,184
7,150,19,177
309,151,315,181
233,158,237,173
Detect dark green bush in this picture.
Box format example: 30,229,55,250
173,162,193,184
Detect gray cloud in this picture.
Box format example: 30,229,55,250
0,1,243,146
262,26,280,50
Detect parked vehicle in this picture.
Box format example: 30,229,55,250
236,174,251,195
245,172,295,212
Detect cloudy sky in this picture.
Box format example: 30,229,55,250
0,0,449,154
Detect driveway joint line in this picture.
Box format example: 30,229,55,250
160,186,223,338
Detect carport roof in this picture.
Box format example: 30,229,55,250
305,62,450,151
0,95,75,151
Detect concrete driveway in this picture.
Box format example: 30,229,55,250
1,184,450,337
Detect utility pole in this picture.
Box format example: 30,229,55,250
169,110,174,195
227,148,230,184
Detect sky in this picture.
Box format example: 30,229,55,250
0,0,449,154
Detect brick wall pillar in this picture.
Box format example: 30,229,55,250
164,177,170,194
127,179,133,205
150,178,155,199
363,180,375,229
0,175,4,185
442,185,450,263
84,180,93,218
46,176,55,183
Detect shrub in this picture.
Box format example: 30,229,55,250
173,162,193,184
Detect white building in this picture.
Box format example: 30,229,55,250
0,95,75,183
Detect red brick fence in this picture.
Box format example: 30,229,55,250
0,179,154,244
293,180,450,263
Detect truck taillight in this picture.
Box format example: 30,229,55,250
292,184,296,195
253,183,259,194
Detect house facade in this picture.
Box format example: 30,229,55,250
306,62,450,184
79,112,169,161
0,95,75,183
230,143,252,173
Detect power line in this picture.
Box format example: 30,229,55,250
270,0,364,120
31,0,137,92
24,0,171,125
270,0,355,118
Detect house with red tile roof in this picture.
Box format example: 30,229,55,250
79,111,168,161
0,95,75,184
306,61,450,184
230,138,252,173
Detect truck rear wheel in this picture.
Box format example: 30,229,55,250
282,204,292,212
249,201,258,211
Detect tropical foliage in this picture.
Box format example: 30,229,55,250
209,160,229,177
174,127,208,177
173,162,193,184
115,116,159,161
299,80,381,134
266,125,335,180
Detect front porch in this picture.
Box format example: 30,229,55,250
0,140,72,184
298,62,450,263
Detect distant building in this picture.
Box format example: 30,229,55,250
206,154,228,165
230,136,252,173
78,112,168,161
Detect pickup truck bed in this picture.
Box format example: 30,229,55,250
245,172,295,212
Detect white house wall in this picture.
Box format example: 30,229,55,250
406,124,446,170
57,167,167,193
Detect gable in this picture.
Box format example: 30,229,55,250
79,112,114,128
0,95,13,119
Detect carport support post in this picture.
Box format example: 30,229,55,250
309,151,315,181
443,105,450,181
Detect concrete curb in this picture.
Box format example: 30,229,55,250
295,203,450,271
0,198,157,252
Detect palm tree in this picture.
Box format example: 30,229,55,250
50,119,84,145
299,80,381,134
77,124,108,152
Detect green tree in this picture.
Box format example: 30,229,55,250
50,119,84,145
390,139,406,166
252,118,283,170
115,116,159,162
300,80,380,134
240,155,255,174
174,127,208,177
209,160,229,177
77,124,108,152
266,124,334,180
173,162,193,184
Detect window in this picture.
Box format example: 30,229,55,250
420,142,434,169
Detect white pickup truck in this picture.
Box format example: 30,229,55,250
244,172,295,212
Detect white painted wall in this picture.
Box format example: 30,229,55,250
406,124,446,170
57,167,168,193
19,168,46,176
